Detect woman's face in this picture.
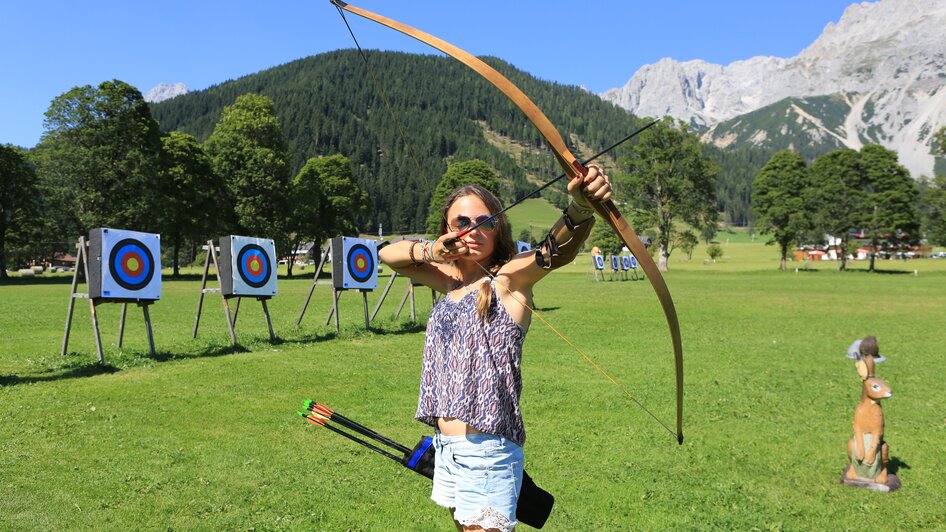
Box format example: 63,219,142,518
445,194,496,262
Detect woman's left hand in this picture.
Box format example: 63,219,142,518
567,165,612,208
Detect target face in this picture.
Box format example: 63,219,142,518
630,255,638,269
610,255,620,270
237,244,272,288
227,236,277,296
593,255,605,270
516,240,532,253
347,243,374,284
332,237,378,290
109,238,155,290
97,228,161,300
621,256,632,271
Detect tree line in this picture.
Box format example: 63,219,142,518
753,131,946,271
0,81,368,278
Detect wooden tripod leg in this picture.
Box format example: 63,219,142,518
320,287,343,332
141,302,156,355
362,291,369,329
231,297,241,326
193,240,213,338
117,303,128,348
222,298,237,346
61,237,84,357
261,298,276,342
89,299,105,364
395,283,411,319
370,271,398,322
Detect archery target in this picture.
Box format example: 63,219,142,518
593,255,605,270
610,255,619,271
630,255,638,269
332,237,378,290
516,240,532,253
621,256,632,271
223,236,277,297
90,228,161,300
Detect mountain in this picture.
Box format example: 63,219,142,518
149,51,653,233
144,82,189,103
600,0,946,178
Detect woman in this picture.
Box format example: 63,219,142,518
378,167,611,531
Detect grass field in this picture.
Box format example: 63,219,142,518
2,238,945,530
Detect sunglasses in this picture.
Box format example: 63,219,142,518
450,214,497,232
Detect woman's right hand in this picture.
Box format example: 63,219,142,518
432,232,469,263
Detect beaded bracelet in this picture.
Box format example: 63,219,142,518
408,241,419,265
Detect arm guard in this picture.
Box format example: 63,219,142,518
535,204,595,269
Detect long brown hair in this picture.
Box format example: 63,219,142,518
439,185,516,320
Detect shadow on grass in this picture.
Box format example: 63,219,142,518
0,363,120,387
888,456,910,475
146,343,250,362
283,320,427,345
0,344,251,388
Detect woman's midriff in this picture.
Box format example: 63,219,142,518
437,416,483,436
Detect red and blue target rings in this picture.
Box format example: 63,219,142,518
108,238,155,291
346,243,374,283
237,244,272,288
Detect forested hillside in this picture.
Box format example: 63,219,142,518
151,50,763,232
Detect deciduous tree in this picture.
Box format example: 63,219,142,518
158,131,226,277
619,117,718,271
809,149,868,271
0,145,39,277
205,94,292,260
752,150,812,271
289,154,368,277
860,144,919,271
33,80,165,233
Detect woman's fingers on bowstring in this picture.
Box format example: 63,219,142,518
437,233,469,258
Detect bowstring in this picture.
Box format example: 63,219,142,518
334,4,434,199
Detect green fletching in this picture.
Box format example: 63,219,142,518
303,400,313,409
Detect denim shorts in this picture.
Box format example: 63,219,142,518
431,431,524,532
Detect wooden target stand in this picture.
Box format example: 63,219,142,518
61,236,156,363
369,271,439,323
193,240,276,345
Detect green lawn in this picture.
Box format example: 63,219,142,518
2,242,945,529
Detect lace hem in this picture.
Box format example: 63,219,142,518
457,506,517,532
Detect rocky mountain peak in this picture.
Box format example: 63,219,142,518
600,0,946,177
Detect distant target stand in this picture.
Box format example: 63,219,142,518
193,236,278,346
61,228,162,363
297,236,379,332
622,254,640,281
591,253,606,281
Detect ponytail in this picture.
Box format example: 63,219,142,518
474,265,501,321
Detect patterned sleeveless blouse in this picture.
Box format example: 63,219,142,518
415,279,527,446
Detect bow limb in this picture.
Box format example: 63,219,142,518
333,0,683,444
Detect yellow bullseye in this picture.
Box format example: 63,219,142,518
126,258,140,272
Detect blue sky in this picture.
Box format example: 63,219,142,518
1,0,860,148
